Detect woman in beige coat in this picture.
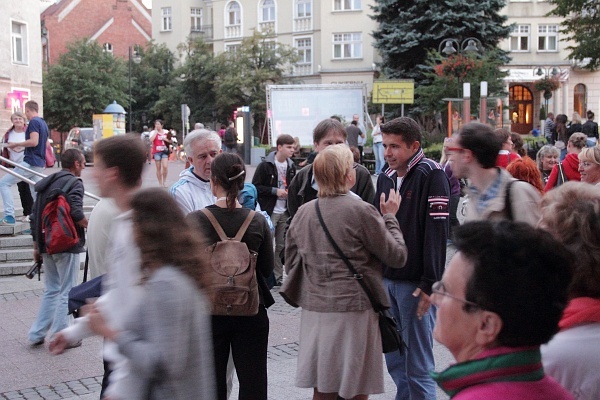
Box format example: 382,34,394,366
281,144,407,400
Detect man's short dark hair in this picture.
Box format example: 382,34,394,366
276,134,295,147
61,148,84,169
380,117,421,145
457,123,502,169
350,120,358,126
94,135,146,188
454,221,572,347
25,100,39,113
313,119,346,144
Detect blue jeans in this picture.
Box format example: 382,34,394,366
384,279,436,400
373,142,385,174
0,161,44,218
28,252,80,342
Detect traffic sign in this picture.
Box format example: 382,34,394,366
372,80,415,104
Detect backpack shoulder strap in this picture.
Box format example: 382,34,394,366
234,210,256,241
505,179,517,221
61,176,80,194
200,208,229,241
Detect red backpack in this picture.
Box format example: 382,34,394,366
41,177,79,254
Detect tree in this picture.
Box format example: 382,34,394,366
212,31,299,137
43,39,127,132
371,0,510,114
130,42,177,132
548,0,600,70
416,49,508,116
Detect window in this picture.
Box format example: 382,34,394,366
191,8,202,32
334,0,361,11
225,43,241,53
11,21,28,65
261,0,275,22
574,84,587,117
538,25,558,51
510,25,530,52
103,43,113,54
296,0,312,17
161,7,172,31
333,33,362,59
227,1,241,26
295,38,312,64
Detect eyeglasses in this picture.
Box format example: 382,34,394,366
446,147,465,153
579,161,598,168
431,281,481,309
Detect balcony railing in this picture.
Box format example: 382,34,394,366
259,21,275,33
190,25,214,41
293,64,313,76
225,25,242,39
294,17,312,32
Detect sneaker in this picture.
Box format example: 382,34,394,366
0,216,15,225
30,338,45,347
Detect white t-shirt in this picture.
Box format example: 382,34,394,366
273,159,288,214
7,130,26,163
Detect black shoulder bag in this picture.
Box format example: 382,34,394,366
315,200,404,354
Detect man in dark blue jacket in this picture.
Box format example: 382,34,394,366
27,148,88,346
374,117,450,400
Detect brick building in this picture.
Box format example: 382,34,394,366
41,0,152,66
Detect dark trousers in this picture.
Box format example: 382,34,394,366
212,306,269,400
17,181,33,216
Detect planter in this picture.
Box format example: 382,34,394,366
250,147,266,166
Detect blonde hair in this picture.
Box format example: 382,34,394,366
572,112,582,124
540,182,600,298
313,144,353,197
568,132,587,150
579,146,600,165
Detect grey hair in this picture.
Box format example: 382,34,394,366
183,129,221,156
536,145,560,171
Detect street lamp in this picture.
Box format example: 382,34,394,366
128,45,142,132
438,37,484,133
532,66,563,116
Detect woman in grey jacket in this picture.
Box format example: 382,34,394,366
281,144,408,400
86,188,215,400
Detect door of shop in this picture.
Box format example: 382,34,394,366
509,85,534,135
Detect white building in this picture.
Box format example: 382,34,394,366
152,0,380,93
501,0,600,134
1,0,45,132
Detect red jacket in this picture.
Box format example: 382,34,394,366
496,151,520,168
545,153,581,192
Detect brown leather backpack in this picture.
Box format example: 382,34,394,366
201,209,259,316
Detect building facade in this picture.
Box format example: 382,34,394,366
1,0,44,133
501,0,600,134
41,0,152,66
152,0,380,93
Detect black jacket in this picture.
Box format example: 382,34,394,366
374,148,450,294
31,170,86,254
582,120,599,139
252,151,297,215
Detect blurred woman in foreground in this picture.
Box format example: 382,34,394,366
540,182,600,399
86,188,215,399
281,144,407,400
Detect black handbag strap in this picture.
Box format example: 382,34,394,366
315,200,384,312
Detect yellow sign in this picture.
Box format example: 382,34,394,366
372,80,415,104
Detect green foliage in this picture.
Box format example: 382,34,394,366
43,39,127,132
548,0,600,70
212,31,299,136
415,49,509,116
423,142,443,162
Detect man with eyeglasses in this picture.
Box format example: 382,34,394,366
448,122,541,226
430,220,573,399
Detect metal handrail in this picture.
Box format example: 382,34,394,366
0,155,101,201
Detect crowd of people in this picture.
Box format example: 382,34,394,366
6,101,599,400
